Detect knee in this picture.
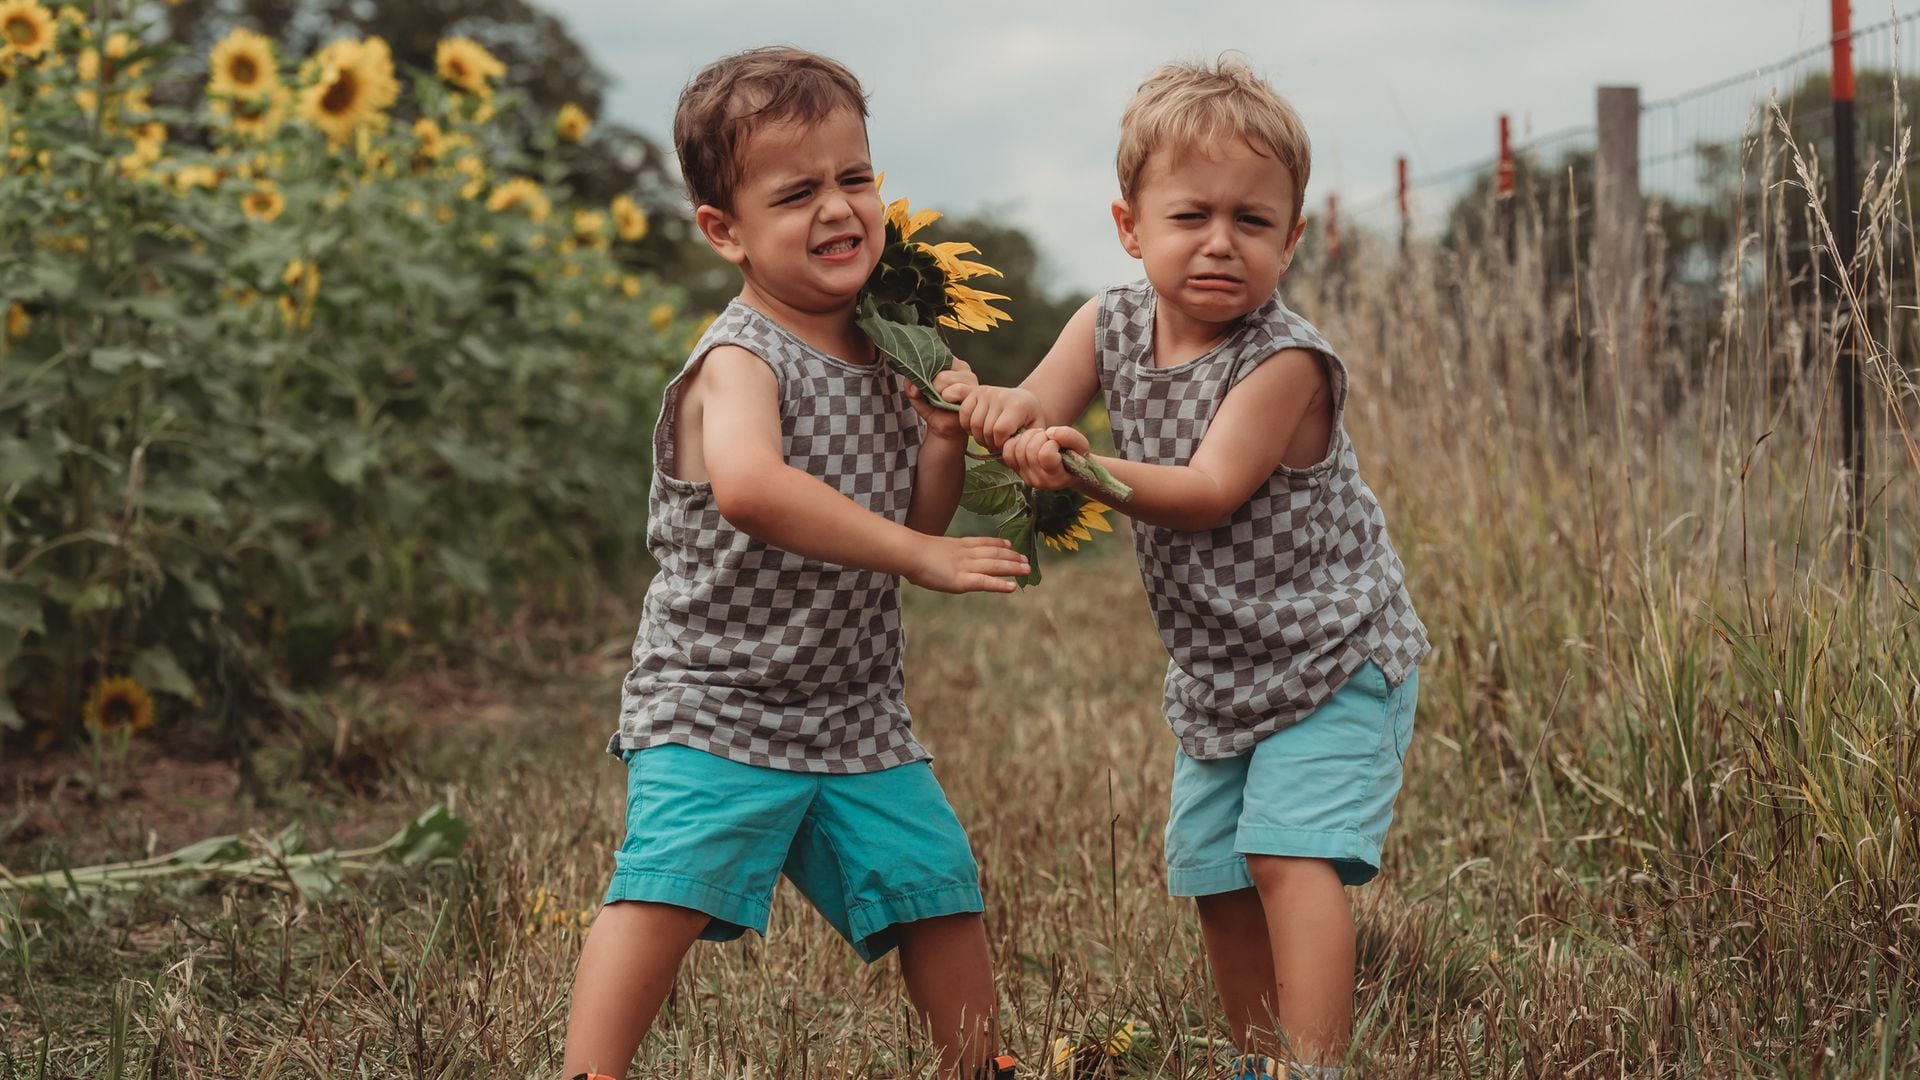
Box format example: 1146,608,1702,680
1245,855,1341,900
1194,887,1264,933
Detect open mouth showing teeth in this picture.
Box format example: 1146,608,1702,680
813,237,860,256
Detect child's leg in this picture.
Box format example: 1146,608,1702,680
897,913,998,1076
783,761,998,1077
561,900,711,1078
1247,855,1354,1067
1194,887,1279,1050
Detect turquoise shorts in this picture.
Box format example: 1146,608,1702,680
1165,661,1418,893
604,744,984,962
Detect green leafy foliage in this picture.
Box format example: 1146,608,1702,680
0,5,697,750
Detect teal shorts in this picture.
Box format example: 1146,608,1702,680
1165,661,1418,893
604,744,984,962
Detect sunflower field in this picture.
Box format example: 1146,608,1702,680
0,1,697,751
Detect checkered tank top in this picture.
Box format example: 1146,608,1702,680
610,300,928,773
1095,281,1431,760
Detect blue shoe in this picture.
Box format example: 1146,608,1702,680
1225,1055,1282,1080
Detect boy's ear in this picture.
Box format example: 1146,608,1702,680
1277,212,1308,275
695,203,748,266
1111,198,1143,260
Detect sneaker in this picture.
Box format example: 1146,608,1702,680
1224,1055,1281,1080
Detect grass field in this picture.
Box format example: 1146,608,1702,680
4,216,1918,1077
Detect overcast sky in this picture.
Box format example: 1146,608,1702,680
543,1,1895,293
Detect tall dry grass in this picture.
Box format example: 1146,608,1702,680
3,121,1917,1077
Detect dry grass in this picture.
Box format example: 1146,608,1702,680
4,155,1919,1076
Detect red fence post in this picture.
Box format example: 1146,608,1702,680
1831,0,1866,565
1496,114,1516,263
1397,155,1410,255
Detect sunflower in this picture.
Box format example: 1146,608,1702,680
117,120,165,177
298,37,398,145
486,177,550,223
172,163,219,192
619,275,642,300
242,181,284,222
207,26,278,100
6,301,30,341
610,194,647,242
568,208,608,251
453,152,486,199
867,191,1012,332
82,675,156,735
279,257,319,329
435,36,504,98
211,84,289,140
75,32,147,114
648,302,672,332
0,0,54,62
412,116,446,160
554,101,591,143
1031,487,1113,552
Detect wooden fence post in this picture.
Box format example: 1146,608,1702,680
1593,85,1644,404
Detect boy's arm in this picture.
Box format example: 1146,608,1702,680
901,363,978,536
699,346,1031,593
955,298,1104,449
1001,347,1331,532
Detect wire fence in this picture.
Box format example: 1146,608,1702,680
1341,9,1920,242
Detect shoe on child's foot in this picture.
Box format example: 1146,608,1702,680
1224,1056,1341,1080
568,1074,618,1080
974,1052,1019,1080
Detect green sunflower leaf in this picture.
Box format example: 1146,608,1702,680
857,298,960,413
960,461,1025,518
999,508,1041,588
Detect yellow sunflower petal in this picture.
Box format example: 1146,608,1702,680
0,0,56,62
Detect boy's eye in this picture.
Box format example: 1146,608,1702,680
1172,212,1205,221
1240,215,1273,228
841,174,873,188
778,188,810,205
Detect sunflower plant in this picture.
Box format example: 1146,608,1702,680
857,191,1126,584
0,3,693,756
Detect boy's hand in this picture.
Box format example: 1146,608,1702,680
956,385,1046,452
908,359,978,442
905,535,1031,594
1002,425,1092,489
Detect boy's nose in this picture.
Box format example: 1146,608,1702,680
1200,221,1234,256
818,190,853,222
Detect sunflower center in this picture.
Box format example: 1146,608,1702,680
447,59,468,82
102,698,133,727
320,68,359,115
231,55,258,84
4,17,33,46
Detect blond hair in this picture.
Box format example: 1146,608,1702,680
1116,56,1311,228
673,47,868,212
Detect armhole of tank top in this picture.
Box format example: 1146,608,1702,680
654,338,784,483
1230,336,1348,481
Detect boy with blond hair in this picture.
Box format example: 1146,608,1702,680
957,58,1430,1079
561,46,1026,1080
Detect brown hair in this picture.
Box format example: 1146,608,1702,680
672,47,869,212
1116,56,1311,228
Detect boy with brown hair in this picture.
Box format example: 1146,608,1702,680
957,58,1430,1079
561,46,1026,1080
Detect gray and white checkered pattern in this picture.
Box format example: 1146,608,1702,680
1096,281,1431,760
609,301,928,773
